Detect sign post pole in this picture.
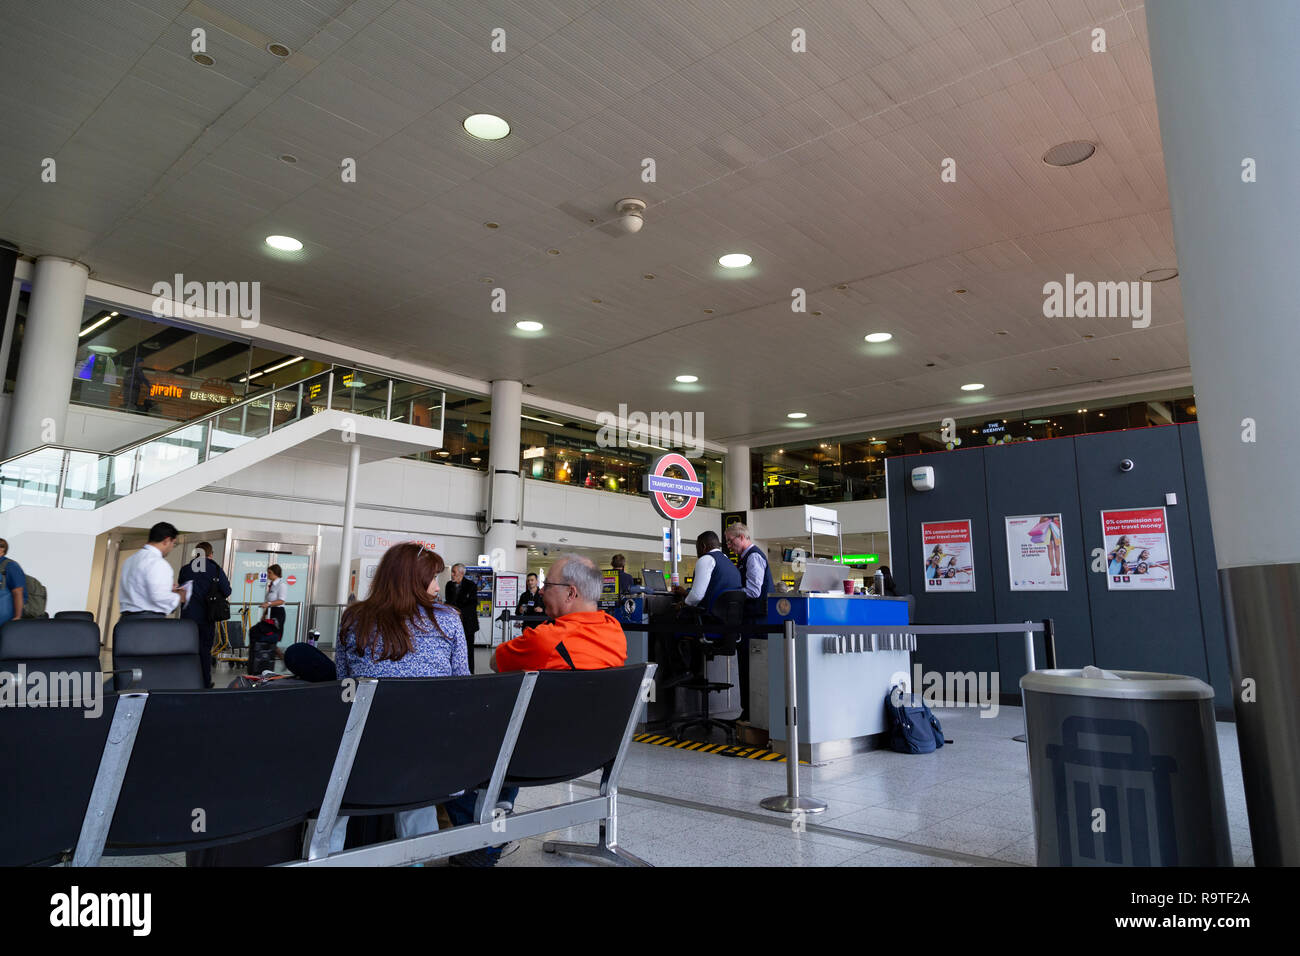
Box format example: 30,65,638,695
670,519,679,587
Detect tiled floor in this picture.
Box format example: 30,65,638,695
96,705,1254,867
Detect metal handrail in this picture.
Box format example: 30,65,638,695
0,366,446,511
0,364,447,468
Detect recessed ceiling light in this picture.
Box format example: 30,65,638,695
265,235,302,251
811,310,822,316
1048,366,1060,371
266,42,291,57
864,332,892,343
470,456,482,463
703,308,714,314
960,383,984,391
436,450,451,457
643,273,655,280
1082,333,1094,339
591,298,602,304
1042,140,1097,167
953,288,967,295
278,153,298,164
787,412,807,419
835,284,848,291
995,330,1009,336
192,53,215,66
463,114,510,139
515,320,543,332
675,375,698,384
479,276,494,283
546,248,560,255
1109,356,1121,361
1139,267,1179,282
484,221,499,229
719,253,752,268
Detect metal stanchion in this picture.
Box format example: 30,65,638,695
1013,619,1035,743
760,619,827,814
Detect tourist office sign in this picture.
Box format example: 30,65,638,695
643,453,703,585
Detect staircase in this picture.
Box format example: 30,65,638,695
0,367,446,594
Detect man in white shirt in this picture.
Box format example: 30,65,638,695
119,522,185,616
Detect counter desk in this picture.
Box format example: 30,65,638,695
754,594,913,763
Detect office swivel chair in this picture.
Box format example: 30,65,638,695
671,590,747,745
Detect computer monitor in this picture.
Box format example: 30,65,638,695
641,568,668,593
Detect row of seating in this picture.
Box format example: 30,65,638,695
0,662,655,867
0,618,204,691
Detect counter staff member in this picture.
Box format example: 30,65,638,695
677,531,742,612
723,523,772,723
611,553,637,594
119,522,186,617
515,572,545,616
444,563,480,673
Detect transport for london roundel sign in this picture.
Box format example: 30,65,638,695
643,453,704,521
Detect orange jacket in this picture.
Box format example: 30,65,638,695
494,611,627,672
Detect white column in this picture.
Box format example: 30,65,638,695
726,443,750,512
483,380,523,566
335,441,361,604
6,257,88,456
1147,0,1300,865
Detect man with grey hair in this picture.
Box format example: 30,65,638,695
723,523,772,723
450,554,627,866
444,561,480,673
492,554,625,671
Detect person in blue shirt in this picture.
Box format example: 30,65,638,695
178,541,233,688
0,538,27,626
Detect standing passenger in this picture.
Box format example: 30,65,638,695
444,562,480,673
178,541,232,688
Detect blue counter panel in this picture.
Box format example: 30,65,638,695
766,595,909,627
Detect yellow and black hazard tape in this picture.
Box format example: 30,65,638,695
633,733,807,763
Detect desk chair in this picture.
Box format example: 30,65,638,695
671,590,747,745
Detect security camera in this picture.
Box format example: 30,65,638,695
1119,459,1135,472
614,198,645,234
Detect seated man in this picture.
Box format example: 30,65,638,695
657,530,742,682
445,554,626,865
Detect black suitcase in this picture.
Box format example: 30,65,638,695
248,640,278,675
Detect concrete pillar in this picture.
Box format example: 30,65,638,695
483,380,523,567
336,442,361,604
6,257,88,456
726,443,750,512
1147,0,1300,865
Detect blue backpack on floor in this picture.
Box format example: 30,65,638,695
885,685,945,754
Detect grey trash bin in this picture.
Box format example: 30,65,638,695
1021,669,1232,866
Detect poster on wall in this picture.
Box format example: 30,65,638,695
1100,507,1175,590
920,519,976,591
1005,514,1068,591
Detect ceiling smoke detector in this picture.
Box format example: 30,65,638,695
614,198,646,234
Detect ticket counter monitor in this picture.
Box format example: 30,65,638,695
761,590,913,763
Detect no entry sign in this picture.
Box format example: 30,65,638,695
644,453,703,521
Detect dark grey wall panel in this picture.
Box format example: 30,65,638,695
1179,425,1233,710
981,438,1095,686
899,449,1000,681
881,424,1229,713
1073,426,1209,684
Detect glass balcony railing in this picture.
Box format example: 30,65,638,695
0,368,444,514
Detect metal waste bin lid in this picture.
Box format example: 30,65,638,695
1020,669,1213,700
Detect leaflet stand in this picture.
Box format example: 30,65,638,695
804,505,843,563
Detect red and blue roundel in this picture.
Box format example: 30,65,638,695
643,453,703,521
